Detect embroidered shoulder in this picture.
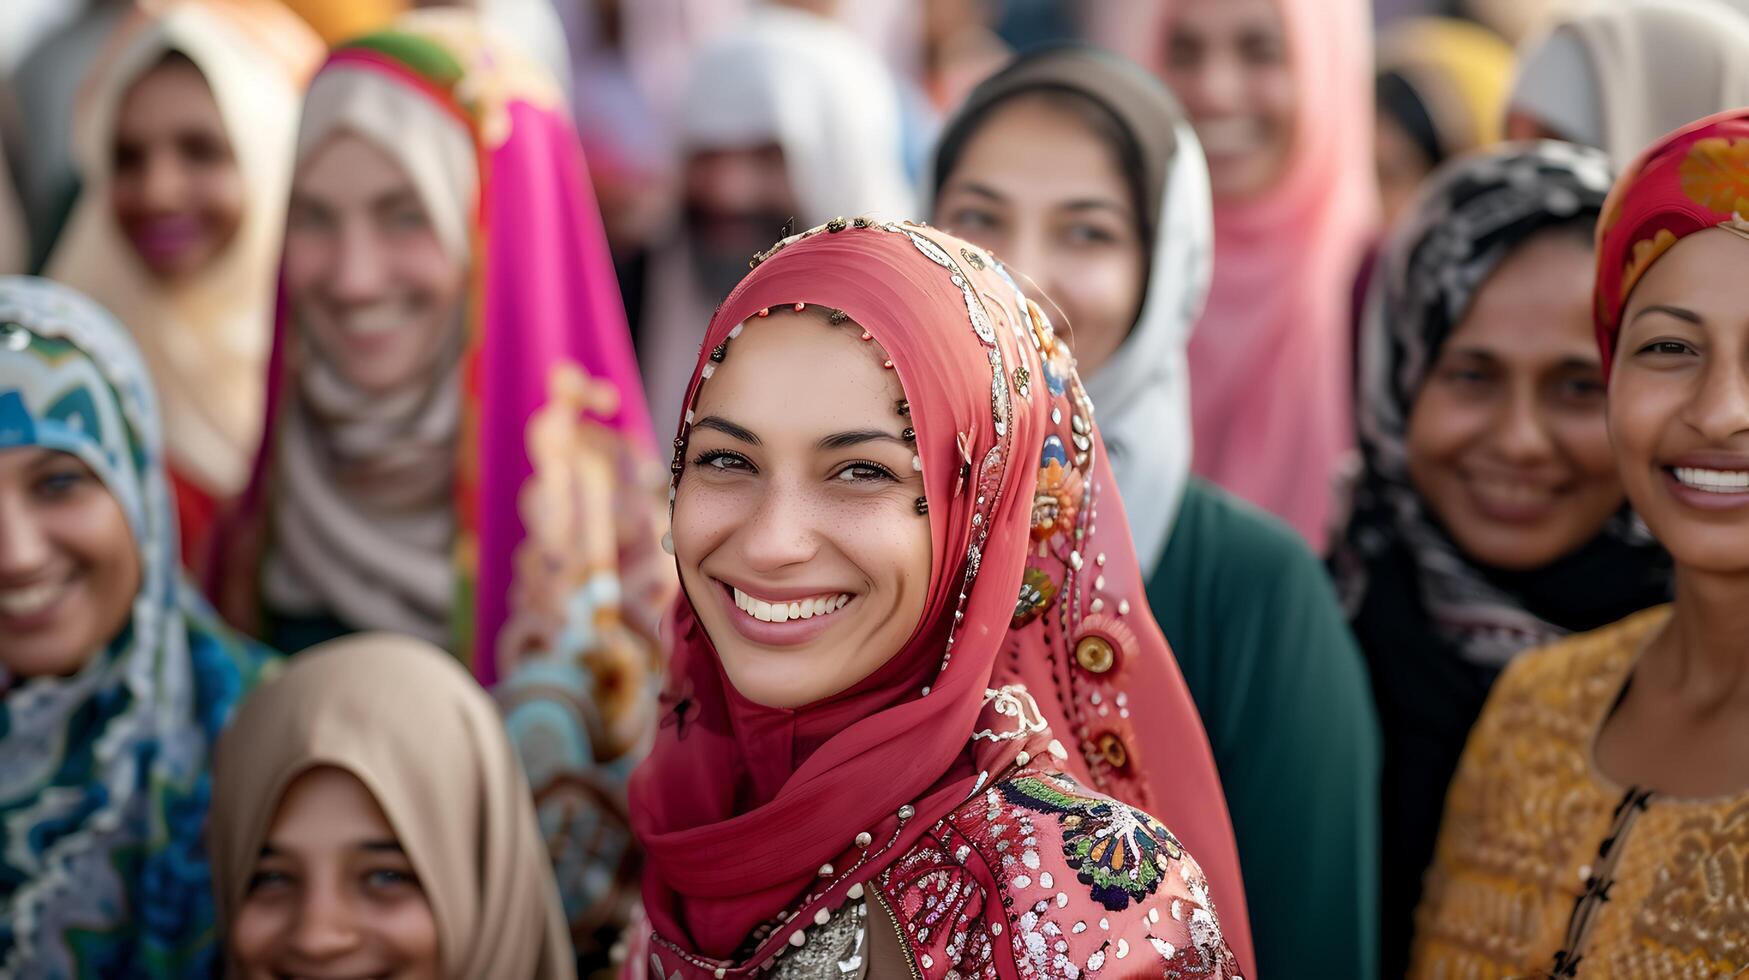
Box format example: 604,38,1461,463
885,767,1241,979
1484,605,1670,746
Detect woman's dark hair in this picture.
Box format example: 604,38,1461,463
933,83,1155,248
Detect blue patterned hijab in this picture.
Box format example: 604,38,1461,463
0,276,276,978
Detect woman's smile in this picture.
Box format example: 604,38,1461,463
710,576,861,647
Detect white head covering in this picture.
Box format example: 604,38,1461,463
641,6,916,439
1087,121,1213,574
44,1,320,498
676,6,915,226
928,46,1213,574
1509,0,1749,165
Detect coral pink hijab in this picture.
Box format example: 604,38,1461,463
630,220,1247,974
1089,0,1379,550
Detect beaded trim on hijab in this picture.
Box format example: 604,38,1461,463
666,216,1081,697
647,221,1074,974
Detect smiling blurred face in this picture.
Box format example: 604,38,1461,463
231,766,440,980
1161,0,1296,202
683,143,801,299
671,308,932,709
284,133,468,394
936,95,1147,375
1406,231,1622,570
109,53,245,282
0,448,140,679
1608,228,1749,574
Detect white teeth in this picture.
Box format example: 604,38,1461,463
1673,466,1749,492
1195,117,1264,156
1470,476,1555,507
732,587,852,624
338,307,405,337
0,581,64,617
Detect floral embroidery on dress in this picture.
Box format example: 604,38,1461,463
1031,437,1084,544
999,773,1186,912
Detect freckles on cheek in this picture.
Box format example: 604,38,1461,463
672,484,744,557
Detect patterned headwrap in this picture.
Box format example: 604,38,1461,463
0,277,273,977
1595,107,1749,373
1337,142,1668,668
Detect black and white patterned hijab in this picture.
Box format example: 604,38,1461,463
1336,140,1668,668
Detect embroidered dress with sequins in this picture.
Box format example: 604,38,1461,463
626,222,1242,979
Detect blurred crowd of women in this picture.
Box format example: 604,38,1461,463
1,0,1747,977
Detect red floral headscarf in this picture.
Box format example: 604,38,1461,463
1596,108,1749,374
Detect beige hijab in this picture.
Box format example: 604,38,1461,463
45,0,320,498
208,634,576,980
258,62,477,646
1509,0,1749,165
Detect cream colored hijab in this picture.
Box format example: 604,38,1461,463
1509,0,1749,165
208,634,575,980
45,0,319,498
0,141,23,275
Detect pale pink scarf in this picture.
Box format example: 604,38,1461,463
1089,0,1378,551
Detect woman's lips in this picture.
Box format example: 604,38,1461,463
0,575,74,633
126,215,205,267
1461,472,1564,525
1663,464,1749,511
712,580,856,647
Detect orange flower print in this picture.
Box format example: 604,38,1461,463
1619,229,1678,302
1031,436,1084,542
1678,136,1749,216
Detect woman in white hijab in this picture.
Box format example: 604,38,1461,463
1506,0,1749,163
929,44,1381,980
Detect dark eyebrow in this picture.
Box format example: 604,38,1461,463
694,416,761,446
1440,345,1497,362
1060,199,1130,216
371,188,424,212
258,839,405,856
817,429,909,450
1632,304,1702,325
947,181,1007,203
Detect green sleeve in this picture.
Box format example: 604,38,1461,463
1147,480,1381,980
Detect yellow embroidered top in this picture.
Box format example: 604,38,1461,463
1410,605,1749,979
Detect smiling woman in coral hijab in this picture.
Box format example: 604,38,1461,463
626,220,1246,978
1084,0,1378,550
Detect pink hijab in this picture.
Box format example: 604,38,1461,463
1089,0,1379,550
630,220,1247,973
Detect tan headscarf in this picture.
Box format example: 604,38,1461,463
45,0,321,498
208,634,576,980
1508,0,1749,165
